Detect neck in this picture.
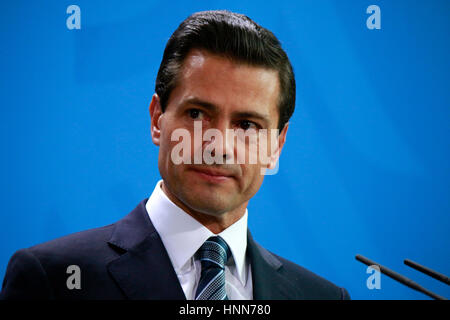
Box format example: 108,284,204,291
161,181,247,234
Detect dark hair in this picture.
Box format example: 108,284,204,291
155,10,295,130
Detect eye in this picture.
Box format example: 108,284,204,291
238,120,259,131
188,109,203,119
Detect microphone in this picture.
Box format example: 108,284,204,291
404,259,450,286
355,254,447,300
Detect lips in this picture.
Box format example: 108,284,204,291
192,167,233,177
190,166,235,182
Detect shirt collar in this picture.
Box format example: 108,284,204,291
145,180,249,285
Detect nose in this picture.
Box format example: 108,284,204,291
203,121,234,164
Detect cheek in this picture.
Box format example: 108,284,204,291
257,131,279,159
241,163,265,194
158,127,180,173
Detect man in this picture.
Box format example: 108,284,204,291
0,10,350,300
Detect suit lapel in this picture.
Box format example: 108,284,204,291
106,199,186,300
247,230,304,300
105,199,302,300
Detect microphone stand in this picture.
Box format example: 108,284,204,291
355,254,448,300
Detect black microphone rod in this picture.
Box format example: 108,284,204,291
355,254,447,300
404,259,450,286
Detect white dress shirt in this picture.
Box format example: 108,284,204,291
145,180,253,300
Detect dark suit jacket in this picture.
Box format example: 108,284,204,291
0,199,350,300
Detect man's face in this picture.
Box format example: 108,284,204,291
150,49,288,219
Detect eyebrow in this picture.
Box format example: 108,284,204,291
184,97,272,127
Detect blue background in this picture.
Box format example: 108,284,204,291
1,0,449,300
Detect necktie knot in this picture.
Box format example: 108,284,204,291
195,236,231,300
197,236,231,269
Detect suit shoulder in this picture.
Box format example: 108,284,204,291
1,223,122,300
271,251,350,300
26,223,116,262
0,247,55,299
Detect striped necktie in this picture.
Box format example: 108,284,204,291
195,236,231,300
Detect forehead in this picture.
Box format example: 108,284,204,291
171,49,280,125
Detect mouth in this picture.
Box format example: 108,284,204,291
189,167,235,183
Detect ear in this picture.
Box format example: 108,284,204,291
268,122,289,170
149,93,163,146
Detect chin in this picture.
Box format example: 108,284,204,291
182,193,234,216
